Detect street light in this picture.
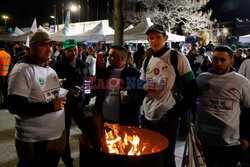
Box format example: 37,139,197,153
70,5,77,12
2,15,9,28
69,4,78,23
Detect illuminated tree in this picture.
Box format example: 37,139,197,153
135,0,215,34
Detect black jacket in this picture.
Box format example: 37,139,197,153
92,64,144,126
51,57,90,107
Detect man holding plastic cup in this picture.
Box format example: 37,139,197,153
91,45,142,126
51,39,90,167
140,24,198,167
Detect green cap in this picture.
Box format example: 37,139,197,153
198,46,206,53
231,44,237,50
63,39,77,49
208,43,216,48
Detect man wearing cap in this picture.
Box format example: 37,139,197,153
193,46,212,76
8,31,67,167
141,24,198,166
51,39,90,167
205,43,216,59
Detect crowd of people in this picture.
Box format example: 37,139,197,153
0,23,249,167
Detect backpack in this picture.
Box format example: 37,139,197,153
200,55,211,72
143,49,184,105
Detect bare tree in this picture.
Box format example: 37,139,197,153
135,0,215,34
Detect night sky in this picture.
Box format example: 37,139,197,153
0,0,250,28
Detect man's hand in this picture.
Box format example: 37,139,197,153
143,82,161,92
240,138,250,152
53,97,66,111
121,94,131,104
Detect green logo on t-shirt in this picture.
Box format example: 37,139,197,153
39,78,45,85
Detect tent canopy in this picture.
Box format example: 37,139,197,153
70,21,114,42
0,26,25,41
9,26,25,36
49,25,81,42
106,18,185,42
239,34,250,43
38,25,53,35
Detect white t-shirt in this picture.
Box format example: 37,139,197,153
194,54,211,75
102,68,124,122
205,50,213,59
8,63,65,142
196,72,250,146
238,60,250,81
86,55,97,76
140,50,193,121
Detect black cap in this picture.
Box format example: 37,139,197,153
146,24,166,35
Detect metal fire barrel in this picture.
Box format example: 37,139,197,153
80,126,169,167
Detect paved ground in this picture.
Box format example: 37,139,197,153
0,97,186,167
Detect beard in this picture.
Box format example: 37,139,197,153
213,65,231,75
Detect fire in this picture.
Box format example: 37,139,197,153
105,130,145,156
102,124,169,156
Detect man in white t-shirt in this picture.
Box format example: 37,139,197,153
8,31,66,167
196,46,250,167
238,59,250,81
86,46,97,76
141,24,198,167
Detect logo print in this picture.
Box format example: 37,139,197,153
162,66,168,70
153,68,160,75
227,88,236,93
53,75,57,80
39,78,45,85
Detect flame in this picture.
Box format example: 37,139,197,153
105,130,146,156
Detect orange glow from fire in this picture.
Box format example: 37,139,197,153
105,130,147,156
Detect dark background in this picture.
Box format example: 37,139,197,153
0,0,249,28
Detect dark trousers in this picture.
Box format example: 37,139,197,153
0,76,8,105
142,108,179,167
62,103,86,164
202,143,242,167
16,129,66,167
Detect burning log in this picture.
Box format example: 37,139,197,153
104,123,125,154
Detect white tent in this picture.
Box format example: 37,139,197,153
30,18,38,33
124,24,134,32
50,11,82,42
239,34,250,43
124,18,153,37
0,18,37,42
7,31,33,42
71,21,114,42
166,32,185,42
9,26,25,36
0,26,25,41
38,25,53,35
49,25,81,42
106,18,185,42
20,27,31,33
